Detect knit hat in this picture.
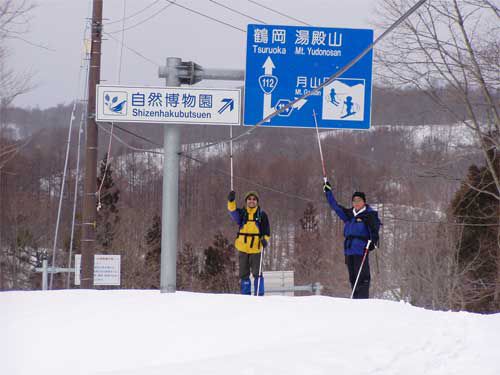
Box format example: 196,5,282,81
352,191,366,202
244,191,260,202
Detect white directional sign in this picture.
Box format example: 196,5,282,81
96,85,241,125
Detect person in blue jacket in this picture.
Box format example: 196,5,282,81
323,180,380,298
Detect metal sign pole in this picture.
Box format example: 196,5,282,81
155,58,244,293
160,57,181,293
42,259,48,291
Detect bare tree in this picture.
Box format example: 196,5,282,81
376,0,499,197
0,0,34,109
376,0,499,311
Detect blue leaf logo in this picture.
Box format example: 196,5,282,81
103,91,127,115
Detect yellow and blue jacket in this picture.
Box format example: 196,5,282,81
228,200,270,254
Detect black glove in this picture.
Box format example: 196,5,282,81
323,180,332,193
228,190,236,202
261,238,268,248
368,242,376,251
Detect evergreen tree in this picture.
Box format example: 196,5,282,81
201,232,237,293
294,203,322,286
144,214,161,288
450,145,499,313
96,153,120,250
177,242,200,291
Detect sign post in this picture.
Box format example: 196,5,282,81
244,24,373,130
96,58,244,293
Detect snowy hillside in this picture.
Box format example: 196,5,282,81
2,290,499,375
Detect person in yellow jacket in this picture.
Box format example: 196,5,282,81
227,190,270,295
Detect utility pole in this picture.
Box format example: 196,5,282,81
81,0,103,288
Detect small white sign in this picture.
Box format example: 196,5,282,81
96,85,241,125
74,254,121,286
94,255,121,286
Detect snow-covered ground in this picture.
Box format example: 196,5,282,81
2,290,499,375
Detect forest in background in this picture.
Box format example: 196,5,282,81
2,84,498,313
1,0,498,313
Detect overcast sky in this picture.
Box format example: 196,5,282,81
9,0,381,109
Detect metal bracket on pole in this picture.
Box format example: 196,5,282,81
158,59,244,84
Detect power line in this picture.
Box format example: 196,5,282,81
103,0,162,25
9,35,56,52
112,123,163,146
246,0,311,26
182,152,314,202
165,0,246,32
103,31,161,67
105,1,175,34
208,0,267,24
97,123,163,154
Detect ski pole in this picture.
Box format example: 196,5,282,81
230,125,234,190
313,110,327,183
256,246,265,296
350,240,371,299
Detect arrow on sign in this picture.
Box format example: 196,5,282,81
261,56,277,123
293,98,307,110
218,98,234,114
263,56,275,75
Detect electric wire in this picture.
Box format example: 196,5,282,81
246,0,311,26
103,31,161,67
165,0,246,32
97,123,163,154
208,0,267,24
103,0,161,25
105,1,175,34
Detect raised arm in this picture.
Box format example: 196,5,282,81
323,181,350,223
227,190,242,226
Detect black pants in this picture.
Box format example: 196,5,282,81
239,252,262,280
345,254,370,299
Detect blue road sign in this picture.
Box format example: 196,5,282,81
244,24,373,129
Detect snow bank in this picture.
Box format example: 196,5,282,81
2,290,499,375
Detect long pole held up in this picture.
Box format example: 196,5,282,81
313,110,327,183
230,125,234,190
350,240,371,299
